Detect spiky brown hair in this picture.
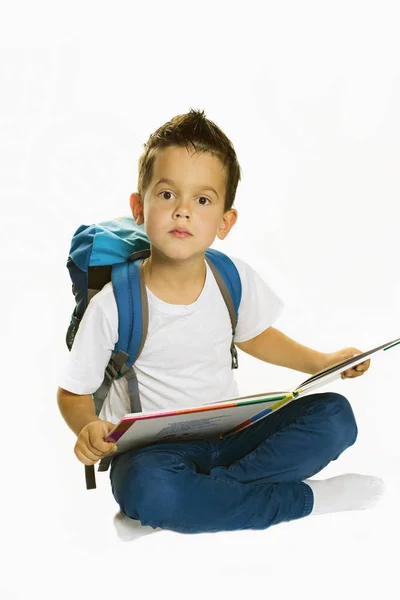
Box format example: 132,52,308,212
137,108,242,213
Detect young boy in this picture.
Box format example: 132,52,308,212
57,109,384,534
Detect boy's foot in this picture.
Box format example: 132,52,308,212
304,473,385,516
113,510,163,541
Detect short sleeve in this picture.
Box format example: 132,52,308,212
230,255,284,343
57,289,118,395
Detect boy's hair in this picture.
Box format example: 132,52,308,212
137,108,242,213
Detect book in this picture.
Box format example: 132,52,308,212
104,335,400,455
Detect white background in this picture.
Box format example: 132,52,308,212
1,1,400,598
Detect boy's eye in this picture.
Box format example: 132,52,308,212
159,191,211,205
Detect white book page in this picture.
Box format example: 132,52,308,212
294,336,400,394
106,393,294,452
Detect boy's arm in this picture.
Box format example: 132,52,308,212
57,387,101,436
235,326,327,375
57,387,117,465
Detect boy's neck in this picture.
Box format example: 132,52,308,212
142,253,207,297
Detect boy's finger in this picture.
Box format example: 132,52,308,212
88,438,117,456
88,427,115,453
75,447,101,466
76,440,117,463
76,439,104,459
84,443,104,457
81,433,105,456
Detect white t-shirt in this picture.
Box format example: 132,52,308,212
57,255,284,424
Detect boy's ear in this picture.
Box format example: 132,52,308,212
130,193,144,225
216,208,238,240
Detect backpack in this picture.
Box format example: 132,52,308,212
66,215,242,489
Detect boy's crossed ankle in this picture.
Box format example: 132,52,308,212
304,473,385,516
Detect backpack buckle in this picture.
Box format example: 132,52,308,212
105,360,119,382
231,338,239,369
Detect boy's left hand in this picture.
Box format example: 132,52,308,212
320,347,371,379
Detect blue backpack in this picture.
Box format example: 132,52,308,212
66,215,242,489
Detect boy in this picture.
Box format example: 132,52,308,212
57,109,384,534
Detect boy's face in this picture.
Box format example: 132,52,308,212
130,146,237,261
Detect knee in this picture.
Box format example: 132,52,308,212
319,392,358,448
111,451,187,528
129,469,186,529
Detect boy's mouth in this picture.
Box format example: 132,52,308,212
170,230,192,238
169,227,192,237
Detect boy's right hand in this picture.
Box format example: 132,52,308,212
74,420,117,465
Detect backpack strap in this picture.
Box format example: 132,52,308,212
92,249,150,407
91,250,150,479
113,249,150,369
204,249,242,369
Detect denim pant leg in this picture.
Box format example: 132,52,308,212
107,395,353,534
110,439,313,534
209,392,358,484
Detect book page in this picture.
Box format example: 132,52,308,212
106,393,295,452
294,335,400,394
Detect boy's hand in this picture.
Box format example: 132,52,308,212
320,347,371,379
74,420,118,465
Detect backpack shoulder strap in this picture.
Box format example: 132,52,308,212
204,249,242,369
93,249,150,417
112,249,150,365
94,250,150,478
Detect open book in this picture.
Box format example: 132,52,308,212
105,335,400,455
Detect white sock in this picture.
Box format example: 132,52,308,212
304,473,385,516
113,511,163,541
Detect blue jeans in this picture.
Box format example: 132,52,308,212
110,392,358,534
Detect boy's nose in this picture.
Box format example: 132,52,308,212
173,202,191,217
